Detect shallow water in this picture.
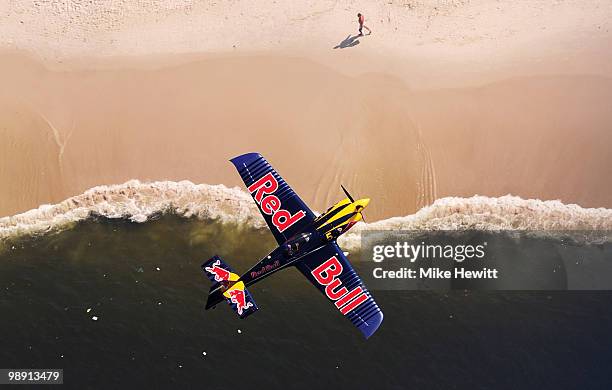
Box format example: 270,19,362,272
1,216,612,389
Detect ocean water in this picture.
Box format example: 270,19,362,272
1,183,612,389
1,214,612,389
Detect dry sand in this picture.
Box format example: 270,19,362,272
0,1,611,220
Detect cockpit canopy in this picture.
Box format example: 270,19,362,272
284,232,312,256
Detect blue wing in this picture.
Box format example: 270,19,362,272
295,242,383,338
230,153,316,245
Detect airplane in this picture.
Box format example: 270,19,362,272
201,153,383,338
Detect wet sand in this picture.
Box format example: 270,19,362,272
1,51,611,220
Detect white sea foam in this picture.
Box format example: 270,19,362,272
1,181,611,250
338,195,612,250
0,180,264,240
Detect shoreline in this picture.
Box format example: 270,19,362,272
1,179,611,248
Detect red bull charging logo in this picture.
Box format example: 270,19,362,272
205,260,231,282
228,289,254,315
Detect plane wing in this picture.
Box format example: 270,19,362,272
230,153,316,245
295,242,384,338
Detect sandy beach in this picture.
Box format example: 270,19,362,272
1,0,611,221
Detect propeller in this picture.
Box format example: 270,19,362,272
341,184,366,222
341,184,355,202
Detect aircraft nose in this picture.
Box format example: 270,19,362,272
358,198,370,208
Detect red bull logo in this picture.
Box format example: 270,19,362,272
248,172,306,233
204,260,231,282
228,289,254,315
311,256,368,315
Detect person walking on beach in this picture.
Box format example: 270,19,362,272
357,13,371,36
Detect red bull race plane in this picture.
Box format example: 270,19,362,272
202,153,383,338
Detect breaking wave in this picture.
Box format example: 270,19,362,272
1,180,611,250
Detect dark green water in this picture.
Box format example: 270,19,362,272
1,216,612,389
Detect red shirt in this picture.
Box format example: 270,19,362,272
358,15,364,25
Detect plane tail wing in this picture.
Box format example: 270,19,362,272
202,256,259,319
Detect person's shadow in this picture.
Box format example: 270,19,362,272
333,34,360,49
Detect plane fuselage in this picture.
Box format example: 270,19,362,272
207,197,370,308
240,197,370,284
